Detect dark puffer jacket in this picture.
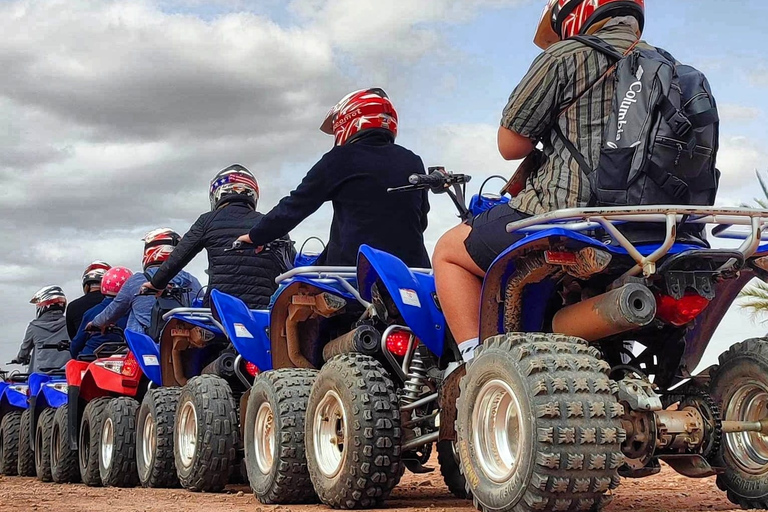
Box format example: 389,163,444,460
150,199,293,309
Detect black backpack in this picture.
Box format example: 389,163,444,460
557,35,720,207
143,272,190,341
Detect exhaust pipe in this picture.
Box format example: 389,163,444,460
323,325,381,362
552,283,656,342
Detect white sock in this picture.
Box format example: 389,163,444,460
458,337,479,362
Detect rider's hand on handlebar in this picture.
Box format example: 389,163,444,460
85,322,106,335
139,281,163,297
234,234,263,254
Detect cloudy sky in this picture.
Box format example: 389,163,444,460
2,0,768,369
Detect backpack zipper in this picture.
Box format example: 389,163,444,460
657,136,713,157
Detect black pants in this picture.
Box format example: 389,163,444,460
464,204,529,272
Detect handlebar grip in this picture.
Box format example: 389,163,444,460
409,171,446,188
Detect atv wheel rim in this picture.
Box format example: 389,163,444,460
254,402,275,475
725,383,768,475
178,400,198,469
472,379,524,484
51,423,60,468
313,390,347,479
141,413,156,471
35,426,44,469
101,417,114,471
79,422,90,470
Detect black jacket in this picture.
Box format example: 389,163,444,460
65,291,104,340
248,132,431,268
151,200,292,309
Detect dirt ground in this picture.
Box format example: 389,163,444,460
0,460,764,512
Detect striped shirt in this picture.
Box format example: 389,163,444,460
502,18,644,215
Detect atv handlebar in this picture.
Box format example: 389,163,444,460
388,167,471,194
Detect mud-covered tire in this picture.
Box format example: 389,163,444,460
99,397,139,487
17,409,35,476
0,410,22,475
137,387,180,488
34,408,55,481
174,375,238,492
456,333,625,512
306,354,402,509
51,404,80,483
710,338,768,509
437,440,468,499
79,397,110,486
245,368,318,504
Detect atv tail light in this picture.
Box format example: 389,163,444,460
121,352,139,378
385,331,416,358
245,362,260,377
95,358,124,375
655,293,710,327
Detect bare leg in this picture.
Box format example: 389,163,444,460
433,223,486,344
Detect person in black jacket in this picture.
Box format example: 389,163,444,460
237,88,431,268
141,165,294,309
65,261,110,339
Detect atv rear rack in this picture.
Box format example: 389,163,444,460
506,206,768,276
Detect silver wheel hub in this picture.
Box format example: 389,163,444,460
472,379,524,483
101,417,114,471
178,400,198,469
725,383,768,475
313,390,346,479
141,412,156,469
254,402,275,475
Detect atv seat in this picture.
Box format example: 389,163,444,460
8,374,29,383
37,366,67,375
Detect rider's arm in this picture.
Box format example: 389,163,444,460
248,157,332,247
70,311,94,358
16,324,34,363
92,276,139,328
151,214,208,290
499,51,562,160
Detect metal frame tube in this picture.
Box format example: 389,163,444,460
504,206,768,277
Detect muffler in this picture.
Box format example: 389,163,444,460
201,352,236,378
552,283,656,342
322,325,381,361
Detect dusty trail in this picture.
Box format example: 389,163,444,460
0,461,764,512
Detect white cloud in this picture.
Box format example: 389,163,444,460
714,136,768,206
719,103,762,123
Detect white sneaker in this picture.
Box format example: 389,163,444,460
458,338,479,362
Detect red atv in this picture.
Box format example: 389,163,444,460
57,328,148,488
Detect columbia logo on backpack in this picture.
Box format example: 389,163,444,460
557,35,720,207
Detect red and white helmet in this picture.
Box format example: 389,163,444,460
534,0,644,49
101,266,133,297
30,285,67,317
320,88,398,146
82,260,111,288
142,228,181,269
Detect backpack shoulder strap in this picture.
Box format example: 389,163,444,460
570,35,624,61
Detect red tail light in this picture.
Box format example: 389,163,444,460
655,293,710,327
121,352,140,378
385,331,415,357
245,362,259,377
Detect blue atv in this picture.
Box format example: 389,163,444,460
229,169,509,508
26,363,70,482
124,240,293,491
443,205,768,512
0,365,29,476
